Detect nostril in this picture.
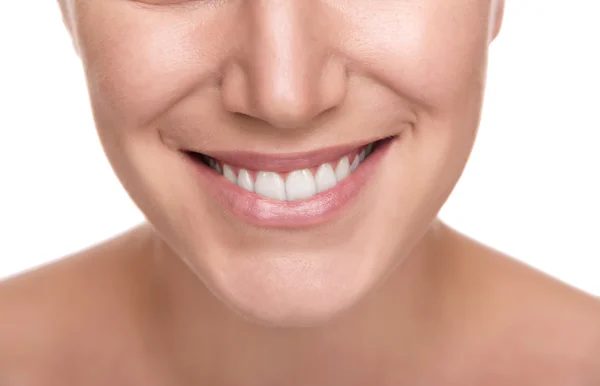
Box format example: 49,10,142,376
219,51,347,131
232,111,261,124
253,99,319,130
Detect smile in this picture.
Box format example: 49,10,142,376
184,136,396,227
194,142,376,201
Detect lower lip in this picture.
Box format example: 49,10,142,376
185,139,394,228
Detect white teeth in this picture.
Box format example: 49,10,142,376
237,169,254,192
255,172,287,201
335,156,350,182
285,169,317,201
212,143,376,200
314,163,337,193
350,155,360,172
223,164,237,184
359,149,366,162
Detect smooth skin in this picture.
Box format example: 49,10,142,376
1,0,600,384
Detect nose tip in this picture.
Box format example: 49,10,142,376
219,2,347,131
254,74,333,130
221,55,347,131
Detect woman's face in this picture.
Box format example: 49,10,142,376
59,0,504,325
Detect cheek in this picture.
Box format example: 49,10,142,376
74,3,227,129
341,1,491,114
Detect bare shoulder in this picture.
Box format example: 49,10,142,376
0,224,156,385
444,225,600,384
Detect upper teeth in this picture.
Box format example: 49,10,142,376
206,144,374,201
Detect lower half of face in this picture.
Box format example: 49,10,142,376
73,0,495,326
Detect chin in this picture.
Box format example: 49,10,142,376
202,249,381,327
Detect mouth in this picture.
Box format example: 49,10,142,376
183,136,396,227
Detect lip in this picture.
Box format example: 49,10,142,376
184,137,396,228
185,139,383,173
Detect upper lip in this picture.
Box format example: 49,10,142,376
185,137,392,173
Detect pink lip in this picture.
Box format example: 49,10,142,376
193,140,381,173
184,138,395,228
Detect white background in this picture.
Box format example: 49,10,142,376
0,1,598,294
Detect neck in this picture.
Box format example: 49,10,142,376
145,220,457,385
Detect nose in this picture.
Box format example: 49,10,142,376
220,0,347,131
